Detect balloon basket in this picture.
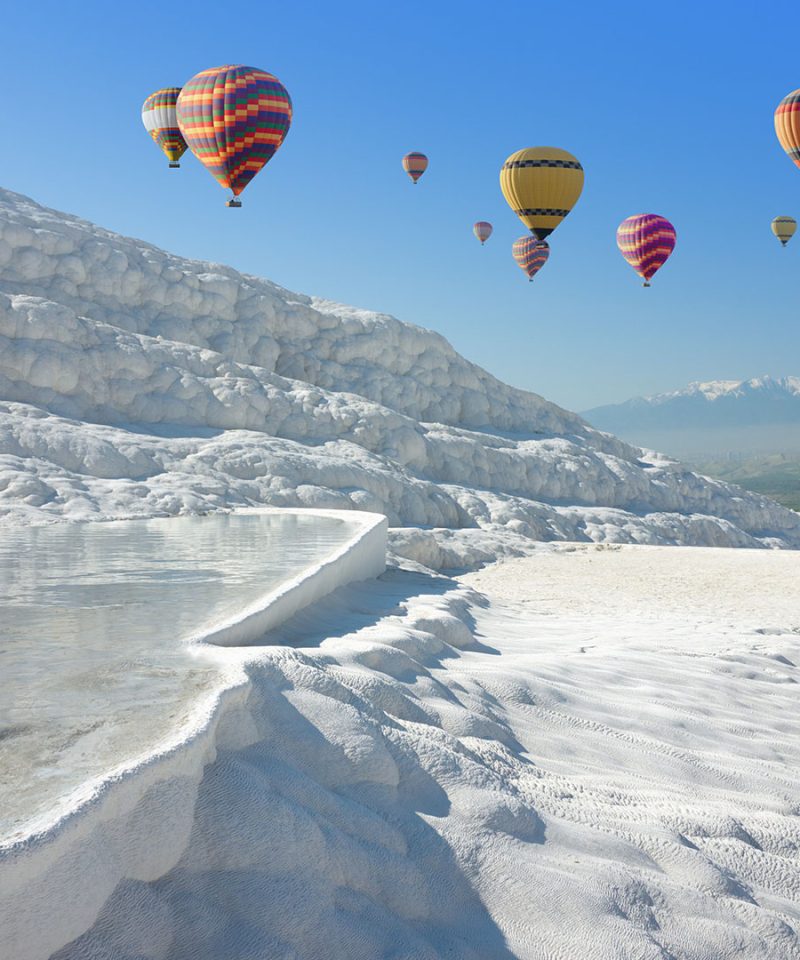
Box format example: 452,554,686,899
169,162,180,168
226,199,242,208
643,282,651,287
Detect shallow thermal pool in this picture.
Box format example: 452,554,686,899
0,511,354,841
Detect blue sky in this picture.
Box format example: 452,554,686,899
3,0,800,410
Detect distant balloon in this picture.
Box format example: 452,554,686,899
616,214,676,287
775,89,800,170
176,65,292,207
500,147,584,240
141,88,187,168
512,236,549,281
771,216,797,246
473,221,493,245
402,152,428,184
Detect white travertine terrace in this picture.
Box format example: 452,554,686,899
0,188,798,565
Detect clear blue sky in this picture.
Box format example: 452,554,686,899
3,0,800,410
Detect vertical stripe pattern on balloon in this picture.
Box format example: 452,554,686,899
176,65,292,197
142,88,188,164
473,221,493,244
775,89,800,169
616,214,676,284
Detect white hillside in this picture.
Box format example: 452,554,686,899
1,187,799,561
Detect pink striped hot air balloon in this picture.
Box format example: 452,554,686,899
512,236,549,281
402,152,428,183
616,214,676,287
473,221,493,245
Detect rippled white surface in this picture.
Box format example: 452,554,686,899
0,512,351,838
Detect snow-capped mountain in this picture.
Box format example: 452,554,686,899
1,187,799,558
583,377,800,457
586,376,800,426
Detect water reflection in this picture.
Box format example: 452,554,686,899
0,512,351,838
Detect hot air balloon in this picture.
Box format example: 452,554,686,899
775,89,800,170
616,214,676,287
512,236,549,281
473,221,493,245
176,64,292,207
771,216,797,246
500,147,584,240
402,152,428,184
141,88,187,168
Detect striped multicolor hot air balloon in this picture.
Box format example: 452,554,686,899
402,152,428,184
512,236,549,281
771,216,797,246
616,214,676,287
500,147,584,240
775,89,800,170
176,65,292,207
473,221,493,245
141,88,187,168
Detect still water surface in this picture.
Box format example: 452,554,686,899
0,512,352,839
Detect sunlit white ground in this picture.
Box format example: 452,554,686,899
4,543,799,960
456,544,800,958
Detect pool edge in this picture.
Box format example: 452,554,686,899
195,508,388,647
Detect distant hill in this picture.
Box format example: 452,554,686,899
687,454,800,512
582,377,800,457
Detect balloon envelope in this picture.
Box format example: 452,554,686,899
473,221,493,244
616,214,676,286
771,216,797,246
176,65,292,201
512,236,549,280
141,88,187,166
775,89,800,169
402,152,428,183
500,147,584,240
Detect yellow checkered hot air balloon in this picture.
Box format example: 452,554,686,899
771,216,797,246
500,147,584,240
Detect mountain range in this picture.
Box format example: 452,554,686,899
583,377,800,457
